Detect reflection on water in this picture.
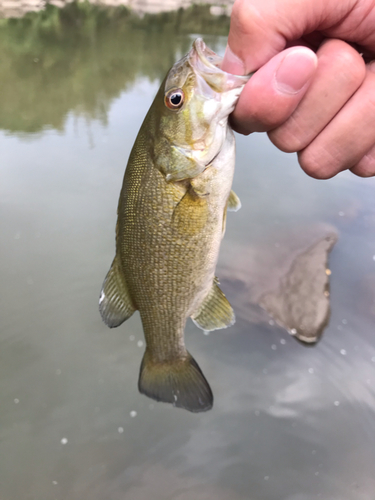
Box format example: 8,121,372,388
0,2,229,133
1,4,375,500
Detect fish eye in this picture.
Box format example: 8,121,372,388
165,89,185,110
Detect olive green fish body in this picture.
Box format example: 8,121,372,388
99,39,248,412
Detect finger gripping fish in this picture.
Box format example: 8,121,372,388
99,39,249,413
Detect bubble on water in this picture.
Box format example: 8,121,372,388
56,369,61,375
118,427,124,434
271,344,277,350
315,472,319,476
334,401,340,407
60,438,68,444
342,319,347,324
130,411,137,418
254,410,260,416
137,340,144,347
337,325,343,331
308,368,314,374
280,338,286,345
373,255,375,261
268,319,275,326
14,398,20,404
312,450,317,455
129,335,135,341
52,481,58,485
203,330,210,336
338,211,345,216
371,356,375,363
340,349,347,356
289,328,297,335
264,476,269,481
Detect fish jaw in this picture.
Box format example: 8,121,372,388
189,38,250,93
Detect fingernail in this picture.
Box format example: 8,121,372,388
275,49,317,94
221,45,246,75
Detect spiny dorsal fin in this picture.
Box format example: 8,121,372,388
227,190,241,212
191,281,235,331
99,255,136,328
138,350,213,413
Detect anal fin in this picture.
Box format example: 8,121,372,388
191,281,235,331
227,190,241,212
99,254,136,328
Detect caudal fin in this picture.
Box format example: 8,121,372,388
138,350,213,413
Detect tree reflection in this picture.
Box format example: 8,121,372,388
0,2,229,134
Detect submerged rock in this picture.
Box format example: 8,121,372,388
259,234,337,344
218,224,338,343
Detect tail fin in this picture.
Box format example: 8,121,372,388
138,350,213,413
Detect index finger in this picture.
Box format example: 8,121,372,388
222,0,375,74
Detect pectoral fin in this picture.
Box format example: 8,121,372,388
99,255,136,328
227,190,241,212
191,281,235,331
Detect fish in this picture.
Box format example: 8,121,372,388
99,38,249,412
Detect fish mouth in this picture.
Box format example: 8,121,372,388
189,38,250,91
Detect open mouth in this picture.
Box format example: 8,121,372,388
189,38,250,91
193,38,223,69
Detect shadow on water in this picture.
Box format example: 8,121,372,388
0,2,229,134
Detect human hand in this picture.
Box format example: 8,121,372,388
221,0,375,178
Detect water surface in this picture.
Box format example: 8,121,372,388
1,5,375,500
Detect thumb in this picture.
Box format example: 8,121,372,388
230,46,318,135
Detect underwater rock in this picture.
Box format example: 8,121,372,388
259,234,337,343
218,224,338,343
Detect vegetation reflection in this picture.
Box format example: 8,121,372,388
0,2,230,133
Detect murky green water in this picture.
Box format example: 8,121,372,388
1,4,375,499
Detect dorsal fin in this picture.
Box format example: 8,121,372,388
99,255,136,328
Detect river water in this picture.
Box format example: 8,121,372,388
1,4,375,500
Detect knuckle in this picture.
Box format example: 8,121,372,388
351,152,375,177
329,42,366,86
269,120,308,153
232,0,258,35
338,52,366,85
298,148,337,179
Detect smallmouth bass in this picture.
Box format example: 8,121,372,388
99,39,249,412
